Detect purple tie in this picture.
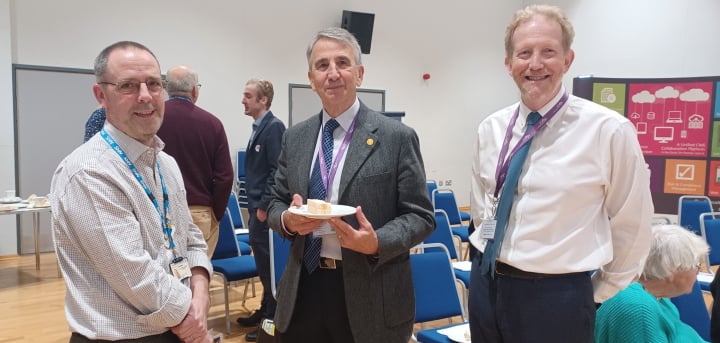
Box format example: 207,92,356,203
304,119,339,273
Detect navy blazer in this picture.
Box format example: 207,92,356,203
244,111,286,211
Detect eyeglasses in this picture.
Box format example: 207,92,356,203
98,78,165,94
196,84,202,88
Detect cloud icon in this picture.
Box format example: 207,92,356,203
680,88,710,102
632,90,655,103
655,86,679,99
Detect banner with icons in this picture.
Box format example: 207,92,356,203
573,76,720,214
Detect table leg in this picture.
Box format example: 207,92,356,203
33,211,40,270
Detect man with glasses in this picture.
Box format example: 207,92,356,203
51,41,213,343
157,65,234,258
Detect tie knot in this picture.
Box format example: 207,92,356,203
527,112,541,127
324,119,339,134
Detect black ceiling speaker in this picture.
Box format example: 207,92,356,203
341,10,375,54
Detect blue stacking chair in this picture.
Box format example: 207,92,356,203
423,210,470,313
427,180,438,199
432,189,469,259
411,243,468,343
670,280,711,341
269,230,292,299
678,195,712,236
228,192,251,254
236,150,249,208
211,210,258,332
698,212,720,291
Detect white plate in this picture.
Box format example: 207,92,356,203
437,323,471,343
0,197,22,204
288,204,356,219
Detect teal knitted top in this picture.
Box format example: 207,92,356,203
595,283,707,343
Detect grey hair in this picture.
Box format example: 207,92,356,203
305,27,362,70
642,224,709,280
504,4,575,58
94,41,159,81
165,67,199,94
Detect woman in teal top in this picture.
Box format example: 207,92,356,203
595,224,709,343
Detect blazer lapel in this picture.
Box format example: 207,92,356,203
298,113,323,197
338,105,378,201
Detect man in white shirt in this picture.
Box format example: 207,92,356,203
51,41,213,343
468,5,653,342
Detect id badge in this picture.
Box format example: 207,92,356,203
479,219,497,239
170,256,191,282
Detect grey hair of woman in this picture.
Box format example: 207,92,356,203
305,27,362,70
641,224,709,280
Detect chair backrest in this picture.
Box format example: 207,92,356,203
432,189,463,226
269,230,292,298
426,180,438,198
227,192,244,229
678,195,712,235
423,210,459,260
411,243,465,323
212,210,240,260
670,280,711,341
700,212,720,268
237,150,246,180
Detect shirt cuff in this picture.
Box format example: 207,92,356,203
280,210,297,237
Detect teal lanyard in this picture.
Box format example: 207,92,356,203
100,129,175,249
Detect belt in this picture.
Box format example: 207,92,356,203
70,331,179,343
495,261,585,280
319,257,342,269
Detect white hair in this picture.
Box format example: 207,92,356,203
642,224,709,280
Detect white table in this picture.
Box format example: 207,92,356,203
0,206,51,270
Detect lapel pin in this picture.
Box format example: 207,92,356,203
366,138,374,146
255,145,261,152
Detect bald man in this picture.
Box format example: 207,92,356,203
157,65,234,257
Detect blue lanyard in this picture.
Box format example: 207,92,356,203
100,129,175,249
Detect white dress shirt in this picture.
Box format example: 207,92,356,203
470,87,654,302
311,98,361,260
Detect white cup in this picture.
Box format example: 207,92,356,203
5,190,15,199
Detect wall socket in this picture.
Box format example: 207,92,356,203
445,180,452,186
437,180,452,187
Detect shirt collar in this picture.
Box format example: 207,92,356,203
253,111,269,127
518,85,567,128
104,122,164,161
322,98,359,132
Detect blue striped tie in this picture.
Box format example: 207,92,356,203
480,112,541,275
304,119,339,273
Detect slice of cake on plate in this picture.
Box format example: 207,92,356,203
307,199,332,215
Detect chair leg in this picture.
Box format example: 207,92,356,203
251,277,256,297
223,279,231,333
242,279,250,307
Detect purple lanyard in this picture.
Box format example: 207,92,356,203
319,114,360,199
493,92,569,198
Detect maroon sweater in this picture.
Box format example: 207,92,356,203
157,97,233,220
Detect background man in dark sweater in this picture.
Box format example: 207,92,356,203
157,65,234,257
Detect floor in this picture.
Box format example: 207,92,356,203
0,252,462,342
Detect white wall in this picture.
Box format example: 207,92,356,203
1,0,719,255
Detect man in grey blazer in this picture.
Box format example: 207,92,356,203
266,27,435,343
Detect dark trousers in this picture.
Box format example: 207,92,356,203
70,331,180,343
249,208,277,319
276,267,354,343
468,252,595,343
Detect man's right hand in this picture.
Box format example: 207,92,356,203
283,193,325,236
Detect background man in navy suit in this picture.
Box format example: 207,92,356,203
235,79,286,342
267,27,434,343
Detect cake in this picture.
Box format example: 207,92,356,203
307,199,332,215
